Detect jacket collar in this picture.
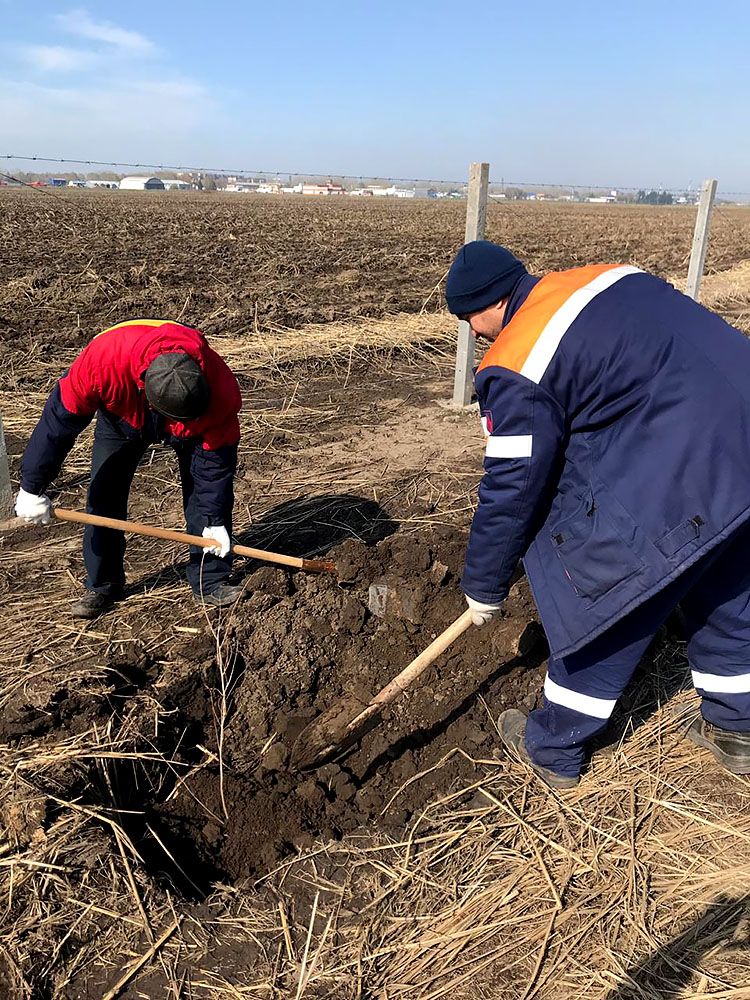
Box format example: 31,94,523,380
502,273,540,328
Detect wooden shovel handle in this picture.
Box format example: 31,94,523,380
53,508,336,574
372,607,474,709
337,609,475,740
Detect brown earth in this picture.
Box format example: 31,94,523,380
3,189,750,350
161,532,545,884
0,527,546,899
0,348,512,997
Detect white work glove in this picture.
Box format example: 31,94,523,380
466,595,503,627
202,525,231,558
15,488,52,525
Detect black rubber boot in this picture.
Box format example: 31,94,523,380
498,709,580,790
193,583,245,609
687,717,750,774
71,591,120,619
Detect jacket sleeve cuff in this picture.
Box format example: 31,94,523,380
190,443,236,526
20,476,47,496
460,580,509,605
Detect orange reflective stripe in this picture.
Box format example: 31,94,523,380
478,265,622,375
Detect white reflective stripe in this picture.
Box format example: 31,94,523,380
480,415,489,436
485,434,533,459
544,676,617,719
521,265,642,385
692,670,750,694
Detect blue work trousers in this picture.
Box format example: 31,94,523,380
84,410,232,597
525,520,750,777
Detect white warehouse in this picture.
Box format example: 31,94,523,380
119,176,165,191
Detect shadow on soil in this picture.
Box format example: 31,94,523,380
92,656,229,899
122,492,397,597
358,624,549,783
235,492,398,556
605,895,750,999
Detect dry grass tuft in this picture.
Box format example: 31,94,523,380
4,628,749,997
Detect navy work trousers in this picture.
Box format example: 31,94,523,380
525,520,750,778
84,410,232,597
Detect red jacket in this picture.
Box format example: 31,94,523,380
59,320,241,449
21,320,241,523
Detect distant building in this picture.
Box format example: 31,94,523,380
119,176,166,191
366,184,415,198
48,178,67,187
161,178,191,190
86,179,119,189
302,182,346,196
225,182,259,193
67,180,87,188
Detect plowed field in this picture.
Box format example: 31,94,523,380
3,189,750,349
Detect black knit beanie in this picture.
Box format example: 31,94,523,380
144,352,210,421
445,240,527,315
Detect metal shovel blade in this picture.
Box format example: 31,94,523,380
290,694,379,771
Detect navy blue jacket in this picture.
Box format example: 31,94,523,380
461,264,750,658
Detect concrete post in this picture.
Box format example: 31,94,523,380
452,162,490,407
686,178,718,301
0,412,12,518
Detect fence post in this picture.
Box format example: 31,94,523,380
452,162,490,408
685,178,718,301
0,413,12,519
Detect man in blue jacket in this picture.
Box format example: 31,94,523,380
447,241,750,788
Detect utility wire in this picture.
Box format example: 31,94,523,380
4,153,748,197
2,154,467,186
0,170,59,195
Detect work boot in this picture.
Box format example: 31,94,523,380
71,591,120,619
687,717,750,774
497,709,580,790
193,583,245,609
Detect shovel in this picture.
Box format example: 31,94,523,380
52,508,337,574
291,608,475,770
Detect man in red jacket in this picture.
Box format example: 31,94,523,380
15,319,244,618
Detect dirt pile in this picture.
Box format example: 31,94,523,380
154,529,546,883
0,529,546,897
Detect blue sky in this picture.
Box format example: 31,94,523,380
2,1,749,192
